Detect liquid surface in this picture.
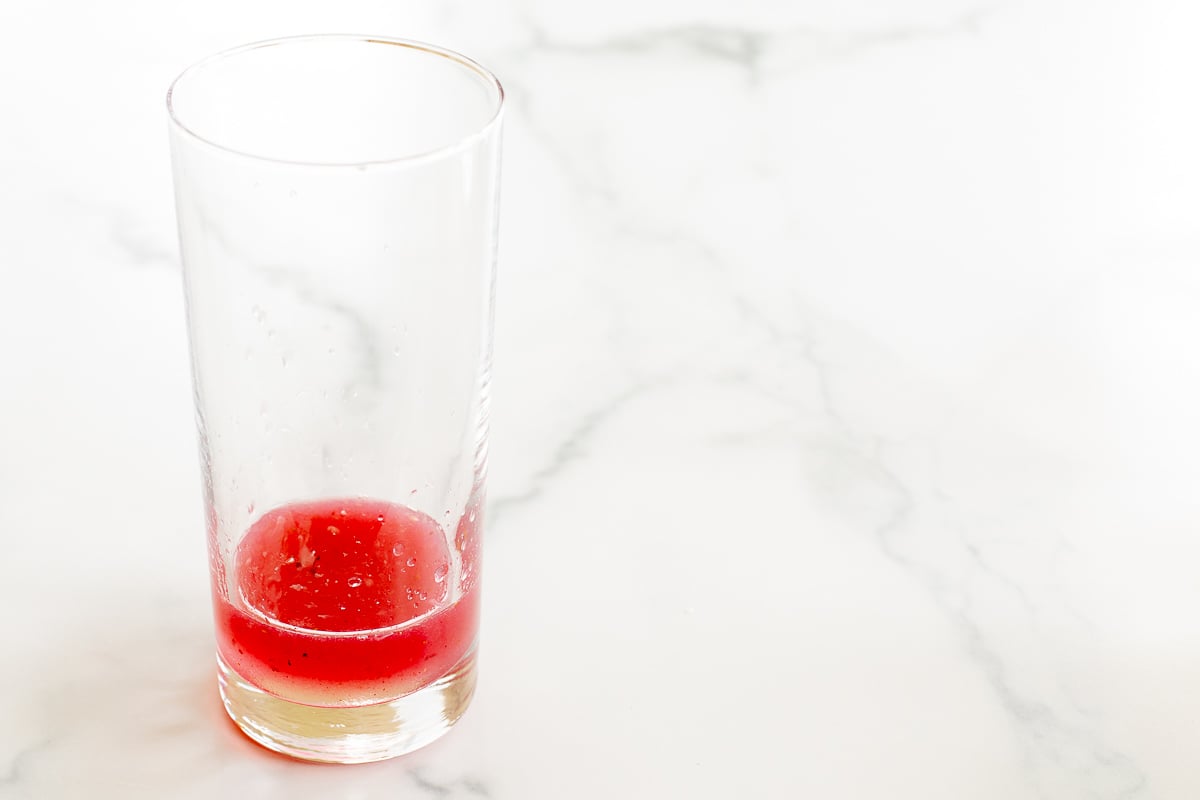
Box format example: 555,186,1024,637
213,499,479,707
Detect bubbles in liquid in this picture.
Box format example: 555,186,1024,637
406,557,417,568
346,576,363,588
391,543,404,556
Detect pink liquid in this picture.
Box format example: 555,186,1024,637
213,498,480,707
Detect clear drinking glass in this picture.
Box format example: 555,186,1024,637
166,35,503,763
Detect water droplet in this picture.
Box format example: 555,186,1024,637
347,576,363,588
433,565,448,584
266,328,275,339
376,515,385,523
288,189,298,199
251,305,265,323
327,525,339,535
392,543,404,556
247,503,256,514
290,583,306,592
280,355,289,367
392,346,401,357
468,511,477,523
405,588,414,600
410,488,418,495
406,557,416,568
339,508,347,517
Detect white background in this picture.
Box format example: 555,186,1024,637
2,0,1200,797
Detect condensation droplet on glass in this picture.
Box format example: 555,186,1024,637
327,525,339,535
339,508,347,517
392,543,404,556
406,557,416,568
376,515,385,523
433,565,448,584
468,511,476,523
405,588,414,600
346,576,363,588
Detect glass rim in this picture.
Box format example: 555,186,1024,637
166,33,505,169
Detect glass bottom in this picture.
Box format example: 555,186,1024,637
216,647,477,763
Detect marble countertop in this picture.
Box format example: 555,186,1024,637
3,0,1200,797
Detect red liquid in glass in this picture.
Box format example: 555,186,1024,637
213,498,480,707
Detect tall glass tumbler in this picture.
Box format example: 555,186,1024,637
167,36,503,763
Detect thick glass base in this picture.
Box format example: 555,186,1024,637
216,648,477,763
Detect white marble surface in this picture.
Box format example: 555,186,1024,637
3,0,1200,796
